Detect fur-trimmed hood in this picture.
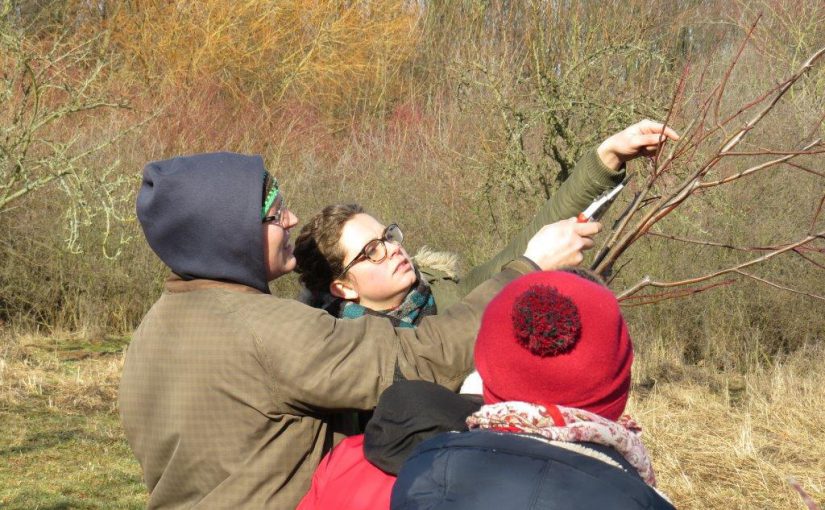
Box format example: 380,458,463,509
412,246,460,280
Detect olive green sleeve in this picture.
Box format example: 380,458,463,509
456,147,625,296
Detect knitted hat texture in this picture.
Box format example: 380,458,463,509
475,271,633,421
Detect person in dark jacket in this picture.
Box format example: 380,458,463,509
391,271,676,510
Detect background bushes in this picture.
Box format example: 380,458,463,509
0,0,823,370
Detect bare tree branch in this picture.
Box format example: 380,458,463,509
619,279,736,307
593,42,825,276
734,270,825,301
784,161,825,179
645,231,825,254
696,139,821,189
0,17,137,256
713,15,761,126
793,249,825,271
617,230,825,300
719,148,825,156
811,192,825,233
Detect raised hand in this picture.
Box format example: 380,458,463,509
597,119,680,171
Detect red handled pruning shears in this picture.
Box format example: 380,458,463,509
576,175,632,223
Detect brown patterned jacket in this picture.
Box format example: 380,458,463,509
119,258,534,509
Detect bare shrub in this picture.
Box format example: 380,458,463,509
107,0,423,122
0,4,152,330
0,6,129,226
589,21,824,304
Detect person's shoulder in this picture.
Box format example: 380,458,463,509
219,290,333,336
296,285,343,316
414,247,463,310
399,431,674,510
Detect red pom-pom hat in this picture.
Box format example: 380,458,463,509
474,271,633,421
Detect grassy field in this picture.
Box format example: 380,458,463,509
0,334,145,509
631,336,825,509
1,330,822,509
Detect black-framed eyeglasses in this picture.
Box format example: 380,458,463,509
262,196,288,226
337,223,404,279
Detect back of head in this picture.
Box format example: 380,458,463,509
136,152,271,293
293,203,364,295
363,380,481,475
474,271,633,421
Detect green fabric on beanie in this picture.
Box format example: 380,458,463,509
261,171,280,219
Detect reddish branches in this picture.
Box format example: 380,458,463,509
616,231,825,302
592,23,825,306
788,478,822,510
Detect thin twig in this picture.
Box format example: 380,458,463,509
646,232,825,253
794,249,825,271
617,230,825,299
604,258,632,287
713,15,761,125
696,140,821,189
784,161,825,179
734,270,825,302
654,64,690,173
720,148,825,156
811,192,825,234
591,189,645,271
619,279,736,306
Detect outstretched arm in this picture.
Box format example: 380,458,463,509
456,120,679,296
252,258,535,414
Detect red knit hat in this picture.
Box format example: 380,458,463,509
474,271,633,421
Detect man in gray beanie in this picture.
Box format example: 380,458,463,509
119,149,608,508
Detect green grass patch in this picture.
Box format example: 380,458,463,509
0,333,146,510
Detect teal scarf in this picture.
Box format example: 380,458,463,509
340,267,437,328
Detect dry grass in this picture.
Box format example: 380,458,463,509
0,330,144,508
630,341,825,509
1,329,824,508
0,330,124,414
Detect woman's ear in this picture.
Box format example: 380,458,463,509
330,279,359,301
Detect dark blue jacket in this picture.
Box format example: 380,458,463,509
391,430,675,510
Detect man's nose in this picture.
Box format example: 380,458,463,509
284,209,299,229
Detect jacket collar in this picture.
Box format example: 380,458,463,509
164,273,265,295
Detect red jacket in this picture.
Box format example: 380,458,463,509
297,435,395,510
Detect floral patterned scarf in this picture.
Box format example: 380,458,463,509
466,401,657,487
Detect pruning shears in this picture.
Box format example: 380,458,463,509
576,175,632,223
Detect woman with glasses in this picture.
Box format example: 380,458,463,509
296,209,431,328
294,120,678,327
